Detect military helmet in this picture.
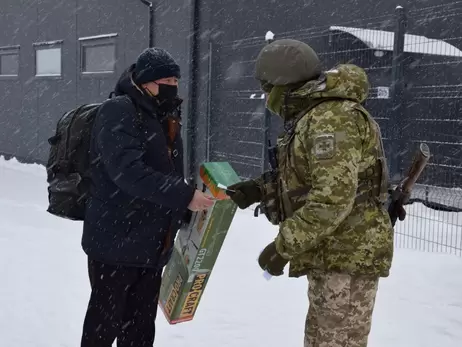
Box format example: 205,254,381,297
255,39,322,86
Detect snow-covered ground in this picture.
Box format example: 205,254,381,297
1,156,462,347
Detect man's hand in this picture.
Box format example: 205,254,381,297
258,241,289,276
396,203,406,221
188,190,215,211
227,180,261,209
388,188,409,223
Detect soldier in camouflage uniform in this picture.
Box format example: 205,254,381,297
227,39,394,347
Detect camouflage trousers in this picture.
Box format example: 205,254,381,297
304,271,379,347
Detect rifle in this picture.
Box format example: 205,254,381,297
254,140,278,219
387,143,431,227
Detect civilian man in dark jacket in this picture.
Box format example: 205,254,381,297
80,47,214,347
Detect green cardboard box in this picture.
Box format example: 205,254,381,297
158,162,240,324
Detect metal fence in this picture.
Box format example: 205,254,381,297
387,2,462,255
396,185,462,256
293,4,461,256
212,2,462,256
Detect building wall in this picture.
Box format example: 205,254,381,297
0,0,192,163
0,0,460,187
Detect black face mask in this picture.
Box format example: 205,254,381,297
156,83,178,101
151,83,180,113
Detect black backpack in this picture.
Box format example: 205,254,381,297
45,97,110,221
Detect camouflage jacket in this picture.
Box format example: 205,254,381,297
265,64,394,278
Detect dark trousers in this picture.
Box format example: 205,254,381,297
81,258,163,347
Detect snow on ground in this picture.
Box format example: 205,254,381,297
1,156,462,347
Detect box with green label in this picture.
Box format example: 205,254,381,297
158,162,240,324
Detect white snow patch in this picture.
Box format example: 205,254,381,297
330,26,462,57
1,156,462,347
0,156,46,177
265,30,274,41
81,71,113,75
33,40,63,46
78,33,118,41
0,44,20,50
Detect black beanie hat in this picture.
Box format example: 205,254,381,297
133,47,181,84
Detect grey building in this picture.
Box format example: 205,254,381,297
0,0,461,188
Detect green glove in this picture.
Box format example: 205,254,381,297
258,241,289,276
227,180,261,209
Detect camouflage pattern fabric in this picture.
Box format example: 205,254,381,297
266,64,394,278
305,271,378,347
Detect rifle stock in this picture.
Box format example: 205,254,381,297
388,143,431,227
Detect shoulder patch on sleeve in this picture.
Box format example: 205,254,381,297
313,133,335,159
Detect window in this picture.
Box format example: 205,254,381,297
79,34,117,74
34,40,63,77
82,44,115,73
0,46,20,77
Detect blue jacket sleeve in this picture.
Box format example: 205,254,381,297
94,98,195,211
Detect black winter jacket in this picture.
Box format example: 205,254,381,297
81,64,195,269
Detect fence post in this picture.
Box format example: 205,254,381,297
205,40,213,162
390,5,408,182
186,0,201,184
261,33,274,173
